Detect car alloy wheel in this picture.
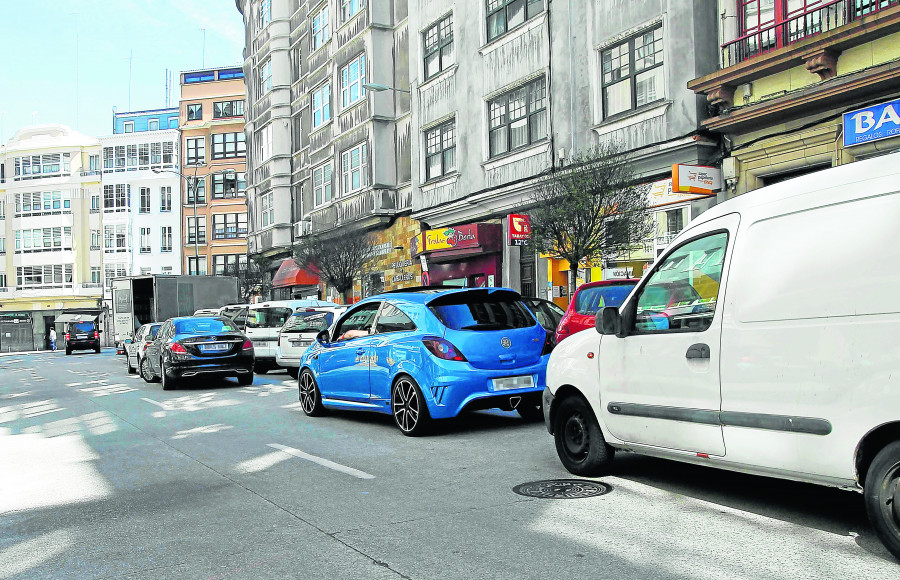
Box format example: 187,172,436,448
140,358,159,383
298,369,326,417
391,376,430,436
161,360,177,391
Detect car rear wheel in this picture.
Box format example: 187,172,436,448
864,440,900,560
126,355,136,374
298,369,326,417
140,358,159,383
237,372,254,386
161,361,177,391
553,395,614,477
392,376,431,436
286,367,299,380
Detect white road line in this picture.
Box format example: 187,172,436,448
140,398,169,409
267,443,375,480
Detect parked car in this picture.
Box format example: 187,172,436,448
296,287,551,435
193,308,221,316
522,297,565,352
542,153,900,560
276,307,347,378
219,304,249,327
141,316,254,390
244,299,340,373
63,320,102,355
554,279,638,344
125,323,161,374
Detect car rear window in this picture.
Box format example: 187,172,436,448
245,307,293,329
429,291,535,331
149,324,161,339
574,284,636,315
175,318,237,335
282,311,334,333
72,322,95,332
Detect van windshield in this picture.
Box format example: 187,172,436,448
574,284,635,315
281,312,334,333
245,307,294,329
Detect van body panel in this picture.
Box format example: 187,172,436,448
245,299,339,365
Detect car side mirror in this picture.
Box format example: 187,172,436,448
124,339,132,344
315,329,330,344
597,307,622,337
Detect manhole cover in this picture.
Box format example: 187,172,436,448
512,479,612,499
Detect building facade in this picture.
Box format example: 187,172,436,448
689,0,900,196
178,67,250,277
236,0,417,300
0,124,104,351
99,108,182,296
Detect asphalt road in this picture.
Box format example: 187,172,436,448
1,349,897,579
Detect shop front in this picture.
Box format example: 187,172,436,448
356,216,423,299
271,259,321,300
411,223,503,288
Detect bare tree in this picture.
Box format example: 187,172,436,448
529,142,653,296
224,255,272,303
292,228,374,303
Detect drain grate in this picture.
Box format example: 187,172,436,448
513,479,612,500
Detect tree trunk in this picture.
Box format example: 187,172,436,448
341,288,353,304
568,265,578,303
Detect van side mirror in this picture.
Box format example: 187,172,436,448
597,307,622,336
315,329,330,344
124,339,132,345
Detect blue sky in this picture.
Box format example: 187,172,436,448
0,0,245,143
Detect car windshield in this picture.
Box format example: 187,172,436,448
72,322,95,332
245,307,294,329
574,284,636,314
174,318,237,335
430,293,535,331
281,311,334,333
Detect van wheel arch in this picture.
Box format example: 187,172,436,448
856,422,900,487
549,385,591,435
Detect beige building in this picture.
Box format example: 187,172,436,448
178,67,249,276
0,124,104,350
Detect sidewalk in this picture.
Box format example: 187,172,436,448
0,348,112,358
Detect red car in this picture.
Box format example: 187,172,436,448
555,279,639,344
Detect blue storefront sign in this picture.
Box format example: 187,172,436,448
843,98,900,148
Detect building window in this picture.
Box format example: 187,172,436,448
311,5,330,50
666,208,684,235
140,227,152,253
341,0,364,22
104,264,128,288
160,186,172,212
488,76,547,158
341,143,368,194
17,265,74,289
213,254,248,276
213,100,244,118
260,59,273,97
187,103,203,121
187,216,207,245
186,176,207,205
13,153,71,180
91,267,101,284
260,193,275,227
340,54,366,108
601,26,663,118
0,237,5,254
212,132,246,159
103,184,130,211
213,213,249,239
424,15,454,80
91,229,101,250
313,163,333,207
161,226,173,252
0,201,4,219
169,118,179,129
312,84,331,128
139,187,151,213
148,119,159,130
124,121,134,133
89,155,100,172
91,195,100,212
257,124,274,162
186,137,205,165
257,0,271,29
425,120,456,181
187,256,208,276
0,273,6,287
14,227,72,252
212,172,245,198
486,0,544,42
104,224,128,252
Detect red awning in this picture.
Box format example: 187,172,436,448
272,259,319,288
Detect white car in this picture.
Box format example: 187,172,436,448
543,152,900,560
275,307,346,378
245,299,340,373
125,323,162,375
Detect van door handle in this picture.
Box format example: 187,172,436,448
686,343,710,359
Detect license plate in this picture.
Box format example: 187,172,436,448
492,375,535,391
200,343,230,353
290,340,311,347
76,334,88,339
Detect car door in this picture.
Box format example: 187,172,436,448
369,302,419,404
315,302,382,402
147,321,172,375
597,214,739,456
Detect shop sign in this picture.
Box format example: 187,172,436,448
368,242,393,258
843,98,900,147
423,224,479,251
647,178,711,209
410,233,425,256
672,164,722,194
507,214,531,246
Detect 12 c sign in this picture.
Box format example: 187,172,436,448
843,99,900,148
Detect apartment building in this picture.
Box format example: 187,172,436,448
99,108,182,295
689,0,900,196
0,124,103,351
178,67,249,276
236,0,417,300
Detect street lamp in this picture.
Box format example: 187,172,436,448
362,83,411,94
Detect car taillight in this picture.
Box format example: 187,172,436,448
242,340,253,351
169,342,188,354
65,333,70,340
94,331,100,339
422,337,466,362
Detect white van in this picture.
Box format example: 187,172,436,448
244,299,339,373
275,306,347,378
543,152,900,559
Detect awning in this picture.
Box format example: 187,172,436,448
54,313,99,324
272,259,319,289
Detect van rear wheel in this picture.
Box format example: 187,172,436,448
864,441,900,560
553,395,614,477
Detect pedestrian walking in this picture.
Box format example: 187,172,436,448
49,328,57,351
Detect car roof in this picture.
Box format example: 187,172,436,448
574,279,639,293
365,286,521,305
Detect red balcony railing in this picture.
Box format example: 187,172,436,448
722,0,900,67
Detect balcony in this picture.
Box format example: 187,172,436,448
306,188,412,234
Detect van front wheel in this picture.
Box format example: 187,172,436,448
864,441,900,560
553,396,614,477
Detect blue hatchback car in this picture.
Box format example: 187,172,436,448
296,287,551,435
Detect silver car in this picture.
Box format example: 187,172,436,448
125,323,162,375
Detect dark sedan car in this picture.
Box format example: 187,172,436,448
141,316,254,390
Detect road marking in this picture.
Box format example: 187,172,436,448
140,398,169,409
266,443,375,480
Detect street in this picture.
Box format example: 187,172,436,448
1,350,897,579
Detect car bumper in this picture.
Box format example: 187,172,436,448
167,354,255,378
543,387,555,434
275,352,302,368
67,340,100,350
